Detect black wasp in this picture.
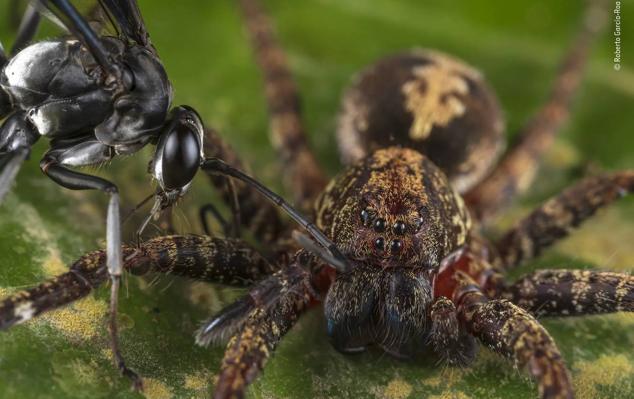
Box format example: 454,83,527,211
0,0,349,388
0,0,209,387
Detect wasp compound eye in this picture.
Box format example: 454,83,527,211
374,237,385,252
158,123,200,190
373,218,386,232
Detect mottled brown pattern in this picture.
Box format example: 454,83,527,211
429,296,477,366
464,1,606,222
0,249,109,330
337,49,504,193
238,0,326,211
202,127,286,243
503,270,634,316
212,261,312,399
496,171,634,269
315,147,470,269
0,235,274,330
459,290,574,399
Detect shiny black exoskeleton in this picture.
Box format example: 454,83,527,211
0,6,204,208
0,0,213,386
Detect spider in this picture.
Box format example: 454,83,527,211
1,0,633,398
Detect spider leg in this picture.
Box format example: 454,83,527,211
502,270,633,317
0,235,275,389
429,296,477,367
202,127,286,243
199,257,314,399
458,286,573,399
1,235,275,328
495,171,633,269
238,0,327,211
465,0,607,223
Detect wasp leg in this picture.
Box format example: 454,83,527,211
459,289,573,399
465,0,607,223
495,171,634,269
202,127,285,243
10,2,41,56
237,0,327,211
0,112,40,202
0,41,6,66
199,177,241,237
44,0,122,81
199,202,231,237
502,270,634,317
38,141,140,387
0,149,28,202
199,257,314,399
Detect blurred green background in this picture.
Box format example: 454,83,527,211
0,0,633,398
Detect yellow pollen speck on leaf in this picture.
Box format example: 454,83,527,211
184,371,210,392
39,296,107,341
574,354,634,399
143,378,174,399
42,249,67,277
428,391,472,399
383,377,413,399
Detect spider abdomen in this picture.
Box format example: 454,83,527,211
336,49,505,193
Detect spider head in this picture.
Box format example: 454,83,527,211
316,147,471,270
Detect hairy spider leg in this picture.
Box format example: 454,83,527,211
502,269,634,317
238,0,327,212
465,0,608,222
198,253,315,399
495,170,634,269
0,235,276,342
436,256,574,399
456,282,574,399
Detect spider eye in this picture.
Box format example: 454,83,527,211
374,237,385,252
360,209,371,225
390,239,402,253
373,218,386,232
393,221,407,235
416,207,430,231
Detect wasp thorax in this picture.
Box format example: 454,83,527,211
315,147,471,270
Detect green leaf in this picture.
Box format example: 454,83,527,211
1,1,633,398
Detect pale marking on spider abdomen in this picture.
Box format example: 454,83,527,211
402,51,480,141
